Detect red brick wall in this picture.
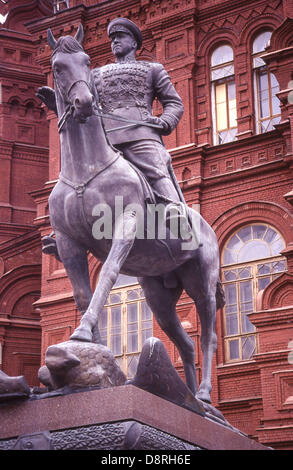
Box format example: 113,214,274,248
0,2,49,385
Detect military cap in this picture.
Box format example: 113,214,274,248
107,18,142,49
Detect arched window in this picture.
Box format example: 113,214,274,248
222,224,286,362
10,99,20,116
252,30,281,134
211,44,237,145
25,102,34,119
99,274,153,378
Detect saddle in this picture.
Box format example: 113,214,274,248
127,159,191,240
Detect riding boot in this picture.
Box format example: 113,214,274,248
42,232,61,261
152,177,191,240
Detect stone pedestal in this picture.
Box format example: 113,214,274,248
0,385,269,450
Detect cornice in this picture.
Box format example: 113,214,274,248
0,141,49,163
29,186,52,200
216,359,259,377
29,178,57,200
13,142,48,152
0,222,35,238
0,64,46,84
179,157,288,193
198,0,281,23
261,46,293,64
0,316,41,329
86,0,145,21
12,151,49,165
249,307,293,328
0,139,13,154
142,6,198,33
205,129,285,158
218,396,262,410
0,28,32,41
25,4,87,34
203,158,287,188
0,229,41,258
253,349,290,365
169,142,198,160
34,291,74,308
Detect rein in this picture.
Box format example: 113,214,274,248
57,78,164,134
58,104,74,133
93,109,164,133
58,105,164,134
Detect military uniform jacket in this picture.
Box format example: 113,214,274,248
92,60,184,146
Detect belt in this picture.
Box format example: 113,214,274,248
93,108,163,134
102,101,148,113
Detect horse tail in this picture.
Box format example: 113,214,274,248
216,279,225,310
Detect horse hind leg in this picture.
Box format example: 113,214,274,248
194,293,217,403
140,275,198,395
177,257,218,404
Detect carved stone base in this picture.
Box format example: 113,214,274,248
0,385,269,450
0,422,200,450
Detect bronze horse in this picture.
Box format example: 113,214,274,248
44,25,224,403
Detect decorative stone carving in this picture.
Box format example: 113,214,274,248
38,340,126,391
0,422,201,450
0,370,30,401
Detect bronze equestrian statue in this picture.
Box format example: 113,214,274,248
40,18,189,231
37,21,225,404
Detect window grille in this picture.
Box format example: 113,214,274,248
99,274,153,378
222,224,286,362
211,44,238,145
252,31,281,134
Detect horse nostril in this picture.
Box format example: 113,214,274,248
75,98,80,107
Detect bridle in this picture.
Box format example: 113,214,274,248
57,79,93,133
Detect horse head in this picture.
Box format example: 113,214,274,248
48,24,94,123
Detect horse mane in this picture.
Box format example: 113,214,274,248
51,36,84,59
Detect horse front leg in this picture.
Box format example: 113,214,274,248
53,231,101,342
70,210,137,342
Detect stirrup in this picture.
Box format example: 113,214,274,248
164,202,192,240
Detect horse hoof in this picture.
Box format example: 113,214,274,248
70,327,93,343
196,391,211,404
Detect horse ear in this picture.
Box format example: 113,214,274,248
47,28,57,50
75,24,84,45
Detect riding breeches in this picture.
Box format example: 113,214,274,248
116,139,180,203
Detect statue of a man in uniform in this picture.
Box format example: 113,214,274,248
94,18,185,208
38,18,189,231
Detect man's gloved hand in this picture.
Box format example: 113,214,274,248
36,86,57,115
146,116,170,135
